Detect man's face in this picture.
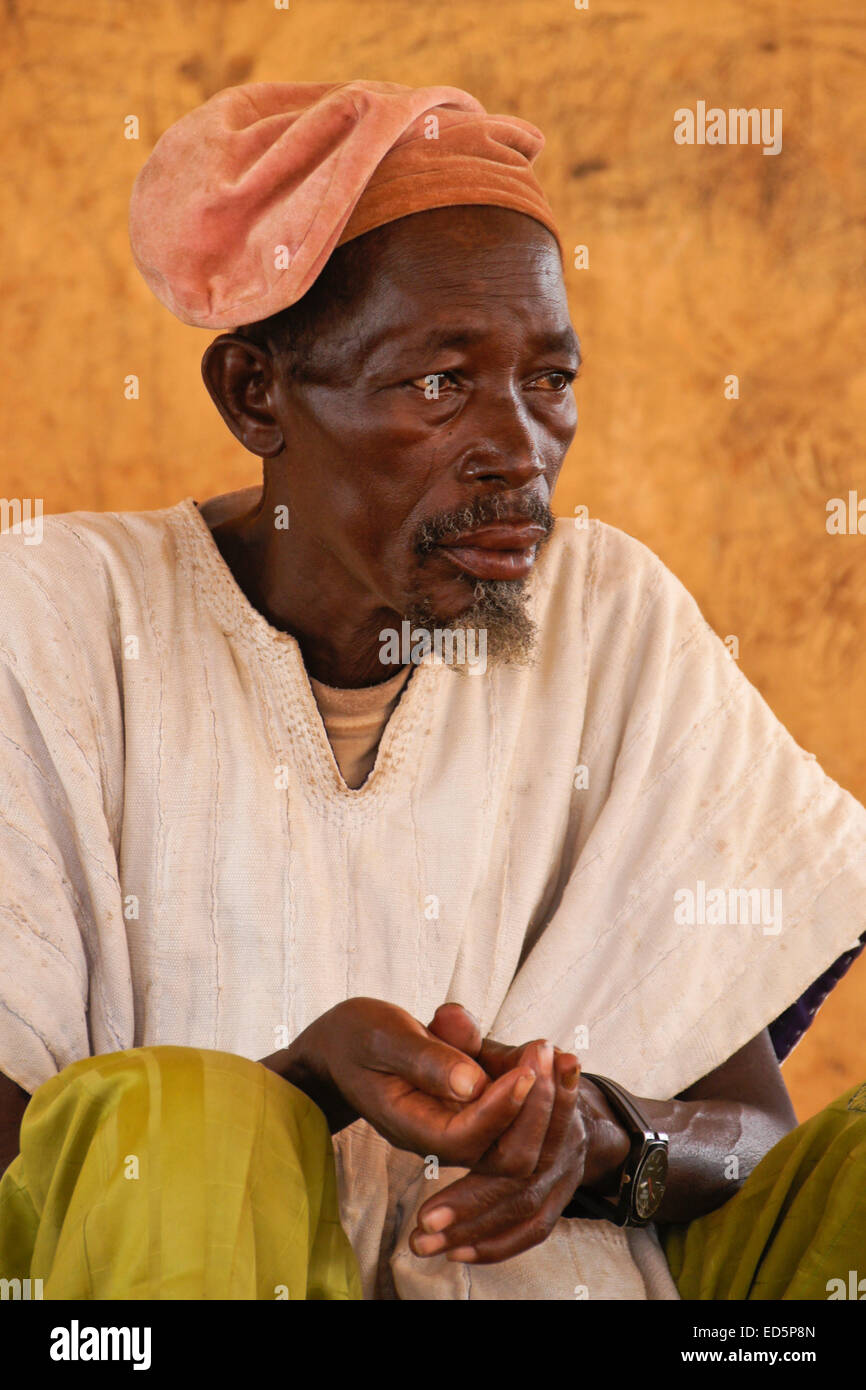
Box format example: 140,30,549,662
266,206,579,648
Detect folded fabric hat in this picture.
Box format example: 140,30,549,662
128,79,562,329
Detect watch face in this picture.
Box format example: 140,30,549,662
634,1146,668,1220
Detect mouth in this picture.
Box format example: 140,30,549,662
435,523,546,581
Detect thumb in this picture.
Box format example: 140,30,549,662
426,1002,483,1058
476,1036,529,1078
373,1023,488,1102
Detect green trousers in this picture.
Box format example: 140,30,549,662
661,1079,866,1299
0,1045,863,1300
0,1046,361,1300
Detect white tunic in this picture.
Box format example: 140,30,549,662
1,496,864,1300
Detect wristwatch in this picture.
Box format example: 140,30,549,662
563,1073,669,1227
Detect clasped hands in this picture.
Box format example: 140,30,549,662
280,996,611,1266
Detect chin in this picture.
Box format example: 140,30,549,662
403,574,539,670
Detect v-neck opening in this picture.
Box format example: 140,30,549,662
169,496,435,812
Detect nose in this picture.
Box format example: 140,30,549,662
454,389,546,490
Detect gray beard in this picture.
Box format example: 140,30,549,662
403,576,538,672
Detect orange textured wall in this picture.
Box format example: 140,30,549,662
1,0,863,1119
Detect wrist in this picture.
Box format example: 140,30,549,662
578,1079,632,1195
260,1017,358,1135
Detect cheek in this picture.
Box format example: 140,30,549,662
544,456,566,494
326,433,441,543
327,474,427,593
538,404,577,485
545,397,578,449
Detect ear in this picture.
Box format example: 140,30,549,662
201,334,285,458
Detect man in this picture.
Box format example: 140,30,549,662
1,79,864,1301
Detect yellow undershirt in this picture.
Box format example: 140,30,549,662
308,664,413,789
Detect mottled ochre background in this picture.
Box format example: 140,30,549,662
1,0,864,1119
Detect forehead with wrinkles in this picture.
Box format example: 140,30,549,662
239,205,575,383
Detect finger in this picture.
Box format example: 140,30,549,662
538,1054,582,1164
475,1036,524,1079
413,1062,585,1244
414,1164,554,1246
476,1035,571,1080
367,1024,488,1103
419,1170,517,1226
473,1040,557,1177
410,1171,517,1255
424,1172,579,1266
485,1055,582,1189
445,1207,558,1265
426,1003,483,1058
393,1065,540,1165
553,1051,580,1089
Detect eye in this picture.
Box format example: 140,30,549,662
406,371,458,396
533,369,578,392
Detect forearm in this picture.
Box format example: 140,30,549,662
580,1080,797,1224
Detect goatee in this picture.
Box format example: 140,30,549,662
408,494,555,671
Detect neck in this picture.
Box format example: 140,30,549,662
206,478,405,688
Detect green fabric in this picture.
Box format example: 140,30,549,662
0,1046,362,1300
3,1048,863,1301
662,1080,866,1299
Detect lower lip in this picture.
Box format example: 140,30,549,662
437,544,538,580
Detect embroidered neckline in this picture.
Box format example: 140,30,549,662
168,496,436,815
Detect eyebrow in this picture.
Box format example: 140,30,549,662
362,322,583,369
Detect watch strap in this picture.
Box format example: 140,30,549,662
583,1073,656,1136
564,1072,667,1226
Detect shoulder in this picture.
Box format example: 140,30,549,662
0,500,193,698
539,515,677,587
535,515,699,634
0,499,189,629
0,498,186,579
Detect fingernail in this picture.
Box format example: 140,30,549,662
414,1232,447,1256
539,1042,554,1076
513,1072,536,1103
563,1066,581,1090
446,1246,477,1263
451,1062,479,1097
421,1206,455,1233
